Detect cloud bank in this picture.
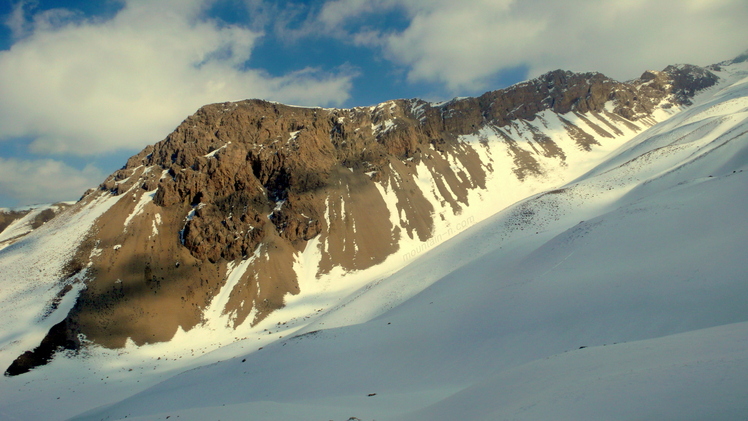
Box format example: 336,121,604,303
0,0,355,156
318,0,748,92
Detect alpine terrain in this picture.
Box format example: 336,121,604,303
1,52,747,420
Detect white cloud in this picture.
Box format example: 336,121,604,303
0,157,105,206
0,0,355,156
318,0,748,92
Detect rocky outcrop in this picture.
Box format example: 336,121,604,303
6,63,720,374
662,64,721,105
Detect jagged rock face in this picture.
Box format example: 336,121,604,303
6,63,720,369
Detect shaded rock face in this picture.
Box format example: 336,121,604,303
6,63,719,373
146,101,340,263
4,320,78,376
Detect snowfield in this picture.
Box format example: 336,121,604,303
1,60,748,421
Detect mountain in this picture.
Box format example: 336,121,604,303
1,53,747,420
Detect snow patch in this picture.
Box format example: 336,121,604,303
204,142,231,158
124,190,156,228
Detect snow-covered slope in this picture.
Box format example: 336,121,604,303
1,58,747,420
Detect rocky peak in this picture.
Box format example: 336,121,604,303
662,64,721,105
95,61,720,281
100,64,717,261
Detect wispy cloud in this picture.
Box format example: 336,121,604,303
0,0,355,156
0,157,105,206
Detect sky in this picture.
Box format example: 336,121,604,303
0,0,746,208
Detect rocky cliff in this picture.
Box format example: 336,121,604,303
5,63,720,375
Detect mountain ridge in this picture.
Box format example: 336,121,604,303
0,59,724,376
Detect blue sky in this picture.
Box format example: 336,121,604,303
0,0,746,208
